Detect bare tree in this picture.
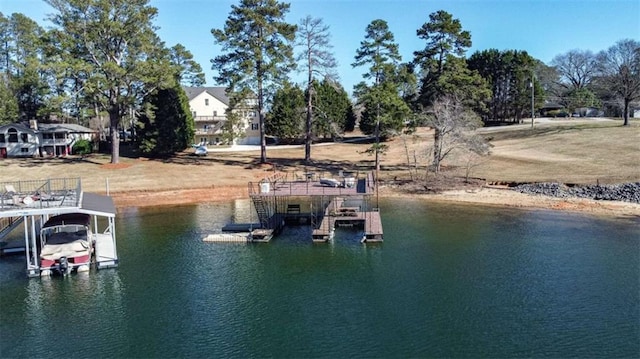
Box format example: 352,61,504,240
295,15,337,162
551,49,597,90
424,96,486,173
595,39,640,126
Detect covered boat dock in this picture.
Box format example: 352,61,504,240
0,178,118,277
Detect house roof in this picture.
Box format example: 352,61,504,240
37,123,96,133
1,122,96,134
183,86,230,106
0,123,35,133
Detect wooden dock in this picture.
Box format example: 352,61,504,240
246,171,383,243
312,198,383,243
203,229,274,243
204,233,250,243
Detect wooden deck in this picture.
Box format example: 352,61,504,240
250,171,375,198
254,179,369,197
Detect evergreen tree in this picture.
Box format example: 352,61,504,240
170,44,205,87
313,79,355,139
0,73,19,124
212,0,296,163
266,81,305,143
3,13,49,120
46,0,174,163
352,19,410,171
137,83,194,157
413,10,472,106
467,49,542,122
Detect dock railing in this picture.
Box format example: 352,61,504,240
248,170,373,197
0,177,82,211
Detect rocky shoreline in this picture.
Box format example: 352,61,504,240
514,182,640,204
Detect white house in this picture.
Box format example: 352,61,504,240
183,87,260,146
0,121,96,158
0,123,39,158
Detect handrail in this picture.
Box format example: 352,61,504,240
0,177,81,211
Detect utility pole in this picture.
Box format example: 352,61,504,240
530,70,535,129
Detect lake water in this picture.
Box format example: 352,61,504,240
1,199,639,358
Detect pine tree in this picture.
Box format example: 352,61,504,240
212,0,296,163
352,19,410,171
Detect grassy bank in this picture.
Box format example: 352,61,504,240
1,119,638,196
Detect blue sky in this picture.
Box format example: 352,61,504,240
2,0,639,94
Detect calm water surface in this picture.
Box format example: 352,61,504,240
1,199,639,358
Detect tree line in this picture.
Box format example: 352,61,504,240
1,0,639,168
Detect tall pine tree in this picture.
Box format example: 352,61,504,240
212,0,296,163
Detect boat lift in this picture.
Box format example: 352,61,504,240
0,178,118,277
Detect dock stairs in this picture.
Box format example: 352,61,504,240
251,196,270,228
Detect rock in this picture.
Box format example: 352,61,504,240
514,182,640,204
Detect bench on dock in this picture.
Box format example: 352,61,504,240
287,204,301,214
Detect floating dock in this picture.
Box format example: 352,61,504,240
203,228,274,243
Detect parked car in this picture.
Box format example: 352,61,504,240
194,146,208,156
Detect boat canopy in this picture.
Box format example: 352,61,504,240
42,213,91,229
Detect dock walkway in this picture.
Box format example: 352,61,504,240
312,198,383,243
95,233,118,268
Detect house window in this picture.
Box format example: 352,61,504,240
193,111,197,117
213,111,217,117
0,134,4,143
205,98,209,106
43,133,53,140
251,123,259,131
8,129,18,143
21,133,28,142
21,147,29,153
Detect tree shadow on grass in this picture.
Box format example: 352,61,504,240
11,156,105,168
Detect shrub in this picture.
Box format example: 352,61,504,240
547,109,570,118
73,139,93,155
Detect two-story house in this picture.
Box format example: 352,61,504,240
0,121,96,158
184,86,260,146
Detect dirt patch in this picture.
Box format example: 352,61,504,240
111,186,247,208
101,163,132,170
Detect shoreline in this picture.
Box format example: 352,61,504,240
108,185,640,219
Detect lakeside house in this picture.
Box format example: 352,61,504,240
0,120,96,158
184,86,260,146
